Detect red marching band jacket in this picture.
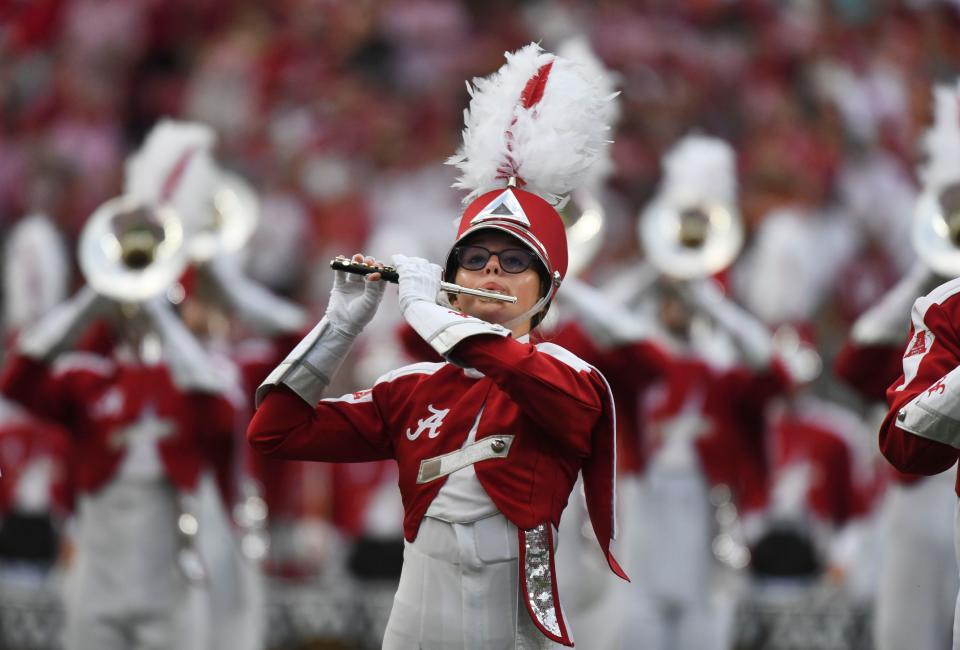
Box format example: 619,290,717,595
879,280,960,493
248,334,626,646
0,408,73,516
0,352,235,496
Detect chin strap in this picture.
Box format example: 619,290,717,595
501,272,561,332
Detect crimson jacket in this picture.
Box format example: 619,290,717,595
880,279,960,494
0,352,235,495
247,334,626,579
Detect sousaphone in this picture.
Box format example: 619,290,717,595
560,188,606,278
78,195,189,303
639,193,744,279
912,182,960,277
188,171,260,262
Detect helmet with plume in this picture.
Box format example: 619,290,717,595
445,43,617,327
640,134,743,279
124,119,220,235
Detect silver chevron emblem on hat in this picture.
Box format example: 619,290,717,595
470,189,531,227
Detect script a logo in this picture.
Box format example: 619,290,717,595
405,404,450,441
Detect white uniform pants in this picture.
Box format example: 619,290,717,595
621,468,724,650
381,514,564,650
193,473,265,650
874,474,957,650
63,479,203,650
556,476,636,650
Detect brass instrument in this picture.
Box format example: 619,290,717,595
560,188,606,278
78,195,189,303
912,182,960,277
189,171,259,262
639,196,743,279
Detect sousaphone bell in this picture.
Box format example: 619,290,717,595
639,194,744,280
188,171,260,262
559,188,606,278
912,182,960,277
78,195,189,303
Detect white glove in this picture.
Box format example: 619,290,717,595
201,256,308,335
141,296,226,394
392,254,509,360
256,255,386,406
326,262,387,336
558,277,657,348
392,254,442,313
851,262,940,346
18,286,109,362
679,278,773,368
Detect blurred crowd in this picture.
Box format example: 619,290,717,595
3,0,960,649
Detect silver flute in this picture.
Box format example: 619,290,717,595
330,256,518,304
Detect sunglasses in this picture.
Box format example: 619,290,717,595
454,245,536,274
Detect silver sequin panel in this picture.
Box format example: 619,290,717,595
523,523,560,637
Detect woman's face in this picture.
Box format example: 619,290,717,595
450,230,543,337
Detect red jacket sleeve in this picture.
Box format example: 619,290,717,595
880,300,960,475
835,340,906,402
247,385,394,463
0,353,86,425
452,335,607,457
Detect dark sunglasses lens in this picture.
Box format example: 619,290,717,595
459,246,490,270
500,249,533,273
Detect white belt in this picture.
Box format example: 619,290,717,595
417,435,515,484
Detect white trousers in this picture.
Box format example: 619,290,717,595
193,473,265,650
556,476,636,650
620,467,725,650
874,474,957,650
63,478,203,650
381,514,565,650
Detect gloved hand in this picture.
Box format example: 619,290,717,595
326,254,388,336
391,253,509,360
392,254,442,313
678,278,773,368
199,256,308,335
141,295,226,394
18,286,110,362
851,261,940,346
256,253,386,406
558,276,655,348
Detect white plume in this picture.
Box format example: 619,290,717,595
660,134,737,206
448,42,616,206
919,82,960,192
556,35,621,188
124,119,220,232
4,214,69,333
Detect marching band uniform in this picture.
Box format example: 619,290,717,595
837,261,957,650
0,289,234,650
552,273,791,650
555,135,795,650
0,213,73,581
873,83,960,650
878,275,960,650
747,395,879,589
124,120,280,650
249,43,625,648
0,399,72,574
